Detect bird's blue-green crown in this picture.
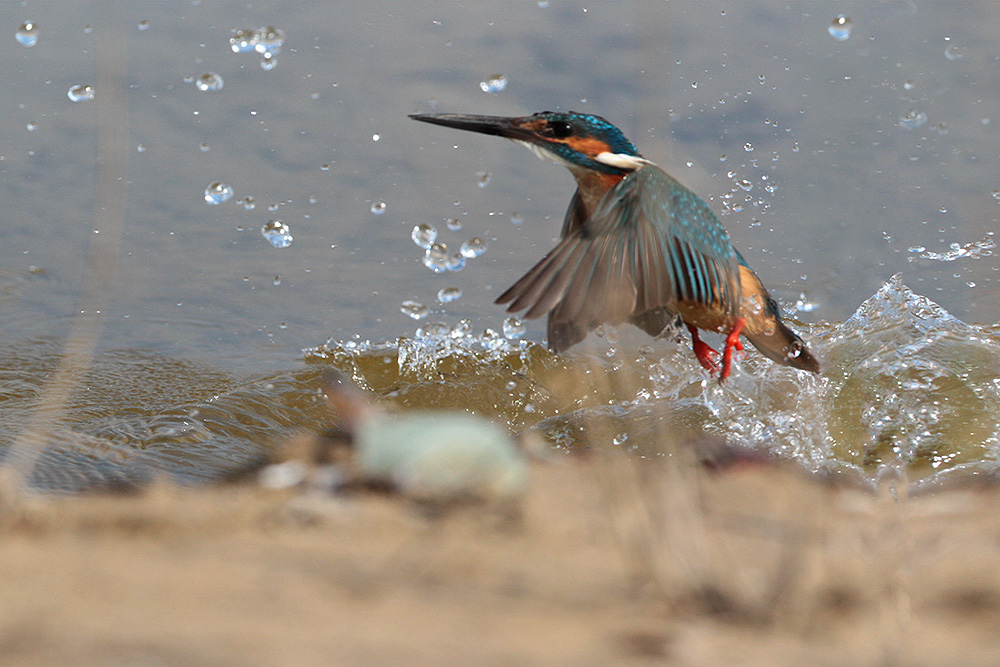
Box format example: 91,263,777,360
529,111,642,174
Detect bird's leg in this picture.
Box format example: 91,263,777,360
718,317,747,383
687,325,719,373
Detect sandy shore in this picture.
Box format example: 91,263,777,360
1,453,1000,666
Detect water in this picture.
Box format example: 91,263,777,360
67,84,95,102
260,220,293,248
204,181,235,205
15,21,39,47
195,72,224,92
479,74,508,94
828,15,852,42
7,275,998,492
1,2,999,492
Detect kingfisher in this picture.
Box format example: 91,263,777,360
409,111,820,381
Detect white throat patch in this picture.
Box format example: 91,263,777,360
513,140,575,168
594,152,651,170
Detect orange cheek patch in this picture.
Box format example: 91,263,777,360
564,137,611,155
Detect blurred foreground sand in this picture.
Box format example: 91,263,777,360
1,454,999,666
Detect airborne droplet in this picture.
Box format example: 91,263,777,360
204,181,234,205
437,287,462,303
899,109,928,130
828,15,852,41
195,72,224,92
460,237,488,258
411,223,438,249
502,317,526,339
261,220,293,248
400,300,429,320
15,21,39,47
67,84,95,102
479,74,507,93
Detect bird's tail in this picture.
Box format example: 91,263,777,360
743,320,820,373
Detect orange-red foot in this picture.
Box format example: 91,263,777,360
718,317,747,383
688,325,720,373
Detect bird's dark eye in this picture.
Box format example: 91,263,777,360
547,121,574,139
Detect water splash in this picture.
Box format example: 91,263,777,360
822,275,1000,476
908,232,995,262
7,279,1000,494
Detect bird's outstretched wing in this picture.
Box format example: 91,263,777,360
496,164,741,352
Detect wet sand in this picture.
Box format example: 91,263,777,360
2,453,1000,667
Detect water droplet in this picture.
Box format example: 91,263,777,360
260,53,277,70
204,181,234,205
899,109,928,130
137,20,149,31
136,144,147,153
273,275,281,286
744,142,754,152
991,190,1000,202
737,178,753,192
255,26,285,56
416,321,450,337
502,316,525,339
460,237,488,258
230,28,259,53
370,201,386,215
510,212,523,225
944,44,965,61
239,196,256,210
446,217,462,231
15,21,39,47
437,287,462,303
400,300,429,320
903,79,915,91
195,72,224,92
537,0,549,7
261,220,293,248
446,252,466,271
479,74,507,93
26,121,38,131
199,143,211,152
411,223,438,249
67,84,95,102
477,171,492,188
828,15,852,41
612,433,629,446
422,243,449,272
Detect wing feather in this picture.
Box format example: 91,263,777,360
496,164,741,351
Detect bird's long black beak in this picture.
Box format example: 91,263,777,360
409,113,533,141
